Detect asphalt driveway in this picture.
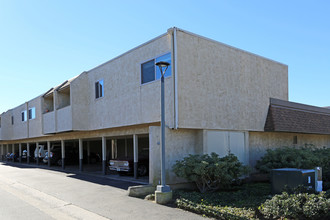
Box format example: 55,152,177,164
0,162,205,220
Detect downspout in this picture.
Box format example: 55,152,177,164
26,102,29,138
54,90,58,133
172,27,179,129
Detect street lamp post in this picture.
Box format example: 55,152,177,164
155,61,171,193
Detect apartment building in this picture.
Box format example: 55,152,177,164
1,27,329,186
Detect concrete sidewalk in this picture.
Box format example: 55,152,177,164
0,162,205,220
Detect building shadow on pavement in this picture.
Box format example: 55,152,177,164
0,161,146,190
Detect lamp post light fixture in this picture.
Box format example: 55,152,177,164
155,61,171,193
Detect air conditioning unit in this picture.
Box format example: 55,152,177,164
271,167,322,194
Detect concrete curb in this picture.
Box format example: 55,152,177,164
128,185,156,197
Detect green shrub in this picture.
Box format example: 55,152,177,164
255,146,330,183
173,153,248,193
176,198,255,220
259,192,330,219
174,183,271,219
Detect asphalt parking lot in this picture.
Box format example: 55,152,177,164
0,162,205,220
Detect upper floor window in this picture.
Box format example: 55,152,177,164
11,116,14,125
29,107,36,120
0,117,1,128
21,110,27,122
141,53,171,84
95,80,104,99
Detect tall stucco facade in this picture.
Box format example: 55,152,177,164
0,27,329,187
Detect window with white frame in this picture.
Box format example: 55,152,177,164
95,80,104,99
141,53,171,84
21,110,27,122
28,107,36,120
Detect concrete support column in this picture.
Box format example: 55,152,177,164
0,144,3,161
6,145,9,161
27,143,30,164
12,144,15,162
19,143,22,163
125,139,128,157
47,141,51,167
1,144,4,161
61,140,65,170
2,144,4,161
79,139,83,172
102,136,106,175
36,143,39,165
87,142,90,164
111,139,117,159
133,134,139,179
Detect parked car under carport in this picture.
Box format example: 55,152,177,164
109,149,149,176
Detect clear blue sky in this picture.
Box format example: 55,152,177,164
0,0,329,113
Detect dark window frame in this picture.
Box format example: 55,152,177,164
141,52,171,84
28,107,36,120
95,80,104,99
21,111,27,122
141,59,156,84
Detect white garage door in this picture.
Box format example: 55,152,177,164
204,130,248,165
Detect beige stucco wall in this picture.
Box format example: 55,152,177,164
43,111,55,134
0,110,13,140
71,34,173,131
57,106,72,132
71,72,90,131
0,97,43,140
28,96,43,138
176,30,288,131
149,126,203,185
249,131,330,168
11,103,28,139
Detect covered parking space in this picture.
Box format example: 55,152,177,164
108,134,149,179
0,125,153,183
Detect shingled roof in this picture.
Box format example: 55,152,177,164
264,98,330,134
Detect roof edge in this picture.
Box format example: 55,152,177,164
270,98,330,115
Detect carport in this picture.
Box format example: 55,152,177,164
108,135,149,179
0,131,150,182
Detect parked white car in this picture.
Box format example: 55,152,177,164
34,145,46,159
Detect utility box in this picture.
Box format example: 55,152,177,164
271,168,315,194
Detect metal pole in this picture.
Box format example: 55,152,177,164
161,74,166,187
156,65,170,193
